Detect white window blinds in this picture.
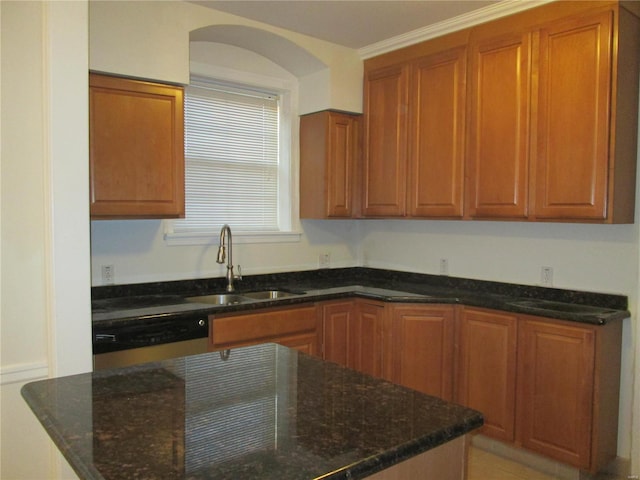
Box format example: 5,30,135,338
173,81,280,233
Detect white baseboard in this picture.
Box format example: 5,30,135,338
0,361,49,385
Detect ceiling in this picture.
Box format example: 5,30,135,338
193,1,501,50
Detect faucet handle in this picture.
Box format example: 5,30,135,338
235,265,242,281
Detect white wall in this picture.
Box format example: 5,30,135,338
1,1,91,479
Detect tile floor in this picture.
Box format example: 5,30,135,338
467,447,628,480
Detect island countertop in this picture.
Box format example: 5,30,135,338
22,343,483,480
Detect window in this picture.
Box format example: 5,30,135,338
167,77,298,245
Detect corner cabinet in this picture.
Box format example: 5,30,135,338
300,111,360,219
321,300,456,399
89,73,185,219
321,299,386,378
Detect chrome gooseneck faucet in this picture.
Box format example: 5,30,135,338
217,224,241,292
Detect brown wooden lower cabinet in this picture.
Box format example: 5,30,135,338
322,299,356,367
321,299,385,378
517,315,621,472
390,304,455,401
353,300,386,378
209,300,621,474
456,307,517,441
208,304,322,356
321,300,455,399
457,307,622,473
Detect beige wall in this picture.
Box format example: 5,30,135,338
1,1,91,478
89,0,363,114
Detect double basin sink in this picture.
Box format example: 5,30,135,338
185,289,304,306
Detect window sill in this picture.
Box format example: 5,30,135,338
164,230,302,246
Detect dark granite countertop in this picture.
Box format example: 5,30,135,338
22,343,483,480
92,267,629,329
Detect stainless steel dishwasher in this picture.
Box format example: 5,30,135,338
93,312,209,370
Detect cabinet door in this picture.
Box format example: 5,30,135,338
89,73,184,219
467,32,531,219
408,47,466,218
362,64,409,217
390,305,454,400
300,111,359,219
327,113,359,217
351,300,385,378
322,300,357,366
533,12,612,220
517,317,595,469
456,308,517,441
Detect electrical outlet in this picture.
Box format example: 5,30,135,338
101,264,115,285
439,258,449,275
541,266,553,286
318,253,330,269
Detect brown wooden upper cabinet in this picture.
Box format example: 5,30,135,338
466,31,531,219
361,1,640,223
300,111,360,218
89,73,185,219
532,10,622,221
408,47,467,218
362,64,410,216
363,31,468,218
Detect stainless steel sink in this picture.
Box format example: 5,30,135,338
185,294,253,306
242,289,304,300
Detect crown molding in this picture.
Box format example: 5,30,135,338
358,0,555,59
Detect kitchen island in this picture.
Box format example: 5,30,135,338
22,343,483,479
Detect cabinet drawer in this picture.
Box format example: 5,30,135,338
210,305,319,349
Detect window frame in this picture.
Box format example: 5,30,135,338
165,62,301,246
